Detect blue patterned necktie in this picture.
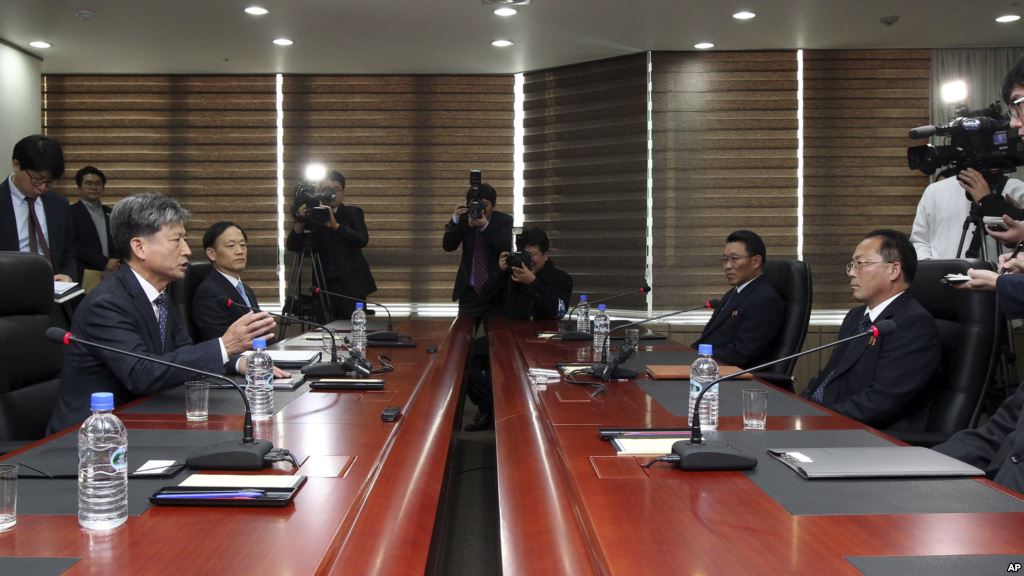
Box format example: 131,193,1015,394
811,313,872,403
154,292,169,352
236,280,252,308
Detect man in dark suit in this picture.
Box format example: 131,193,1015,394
286,170,376,319
192,221,261,341
692,230,784,368
443,182,513,318
0,134,76,281
47,193,278,433
487,227,573,321
801,229,940,432
69,165,120,283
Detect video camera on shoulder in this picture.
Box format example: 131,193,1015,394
467,169,485,218
291,181,335,227
907,101,1024,179
507,230,533,270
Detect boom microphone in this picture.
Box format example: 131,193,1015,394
568,285,652,319
558,299,717,342
311,287,404,343
668,319,898,472
45,327,278,470
220,297,348,377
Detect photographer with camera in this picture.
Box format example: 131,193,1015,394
485,227,573,321
286,170,376,319
442,178,512,318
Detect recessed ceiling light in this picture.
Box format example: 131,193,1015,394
694,42,714,50
732,11,756,20
492,39,514,47
29,41,51,49
245,6,269,16
996,14,1021,23
494,7,517,16
273,38,293,46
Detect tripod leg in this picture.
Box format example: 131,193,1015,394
309,252,332,324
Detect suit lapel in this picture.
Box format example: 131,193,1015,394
41,192,61,257
827,296,903,383
120,267,164,352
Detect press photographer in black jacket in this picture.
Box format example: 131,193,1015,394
485,227,573,321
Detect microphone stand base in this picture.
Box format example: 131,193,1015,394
590,363,638,381
671,440,758,471
367,330,401,341
302,361,355,377
186,439,274,470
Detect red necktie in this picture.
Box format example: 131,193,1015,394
472,232,488,293
25,197,51,263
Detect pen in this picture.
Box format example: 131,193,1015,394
1001,241,1024,275
155,490,264,499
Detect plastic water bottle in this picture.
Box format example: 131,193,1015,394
350,301,367,358
689,344,720,430
576,295,591,333
78,392,128,530
592,304,610,362
246,337,274,422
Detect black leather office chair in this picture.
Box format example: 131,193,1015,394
754,259,812,389
167,260,212,342
891,259,999,447
0,252,64,453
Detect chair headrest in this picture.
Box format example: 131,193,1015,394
0,252,55,316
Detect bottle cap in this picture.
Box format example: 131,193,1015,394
90,392,114,411
356,301,364,309
598,304,606,311
253,337,267,350
579,295,588,301
698,344,713,356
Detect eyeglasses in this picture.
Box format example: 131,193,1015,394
25,170,56,188
81,180,105,188
846,260,893,274
721,255,752,264
1010,98,1023,121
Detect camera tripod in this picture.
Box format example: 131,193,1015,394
279,232,332,340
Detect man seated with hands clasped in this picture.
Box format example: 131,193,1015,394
801,229,940,432
692,230,783,369
47,193,284,433
487,227,573,321
192,221,261,341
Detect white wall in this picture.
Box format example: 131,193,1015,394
0,43,42,167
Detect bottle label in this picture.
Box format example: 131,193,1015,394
111,446,127,471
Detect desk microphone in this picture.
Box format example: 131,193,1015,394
568,285,651,319
45,327,280,470
219,297,349,378
558,299,716,342
311,287,404,342
670,319,898,471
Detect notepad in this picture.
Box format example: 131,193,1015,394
612,437,689,455
767,447,985,479
646,364,753,380
242,350,321,367
178,473,305,489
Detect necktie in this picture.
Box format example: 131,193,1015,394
25,197,51,262
236,280,252,308
811,313,872,403
154,292,169,352
471,231,488,293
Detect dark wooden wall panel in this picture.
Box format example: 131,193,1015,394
282,75,514,304
42,75,280,301
651,52,799,308
802,50,931,308
523,55,648,309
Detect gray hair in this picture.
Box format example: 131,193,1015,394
110,193,189,261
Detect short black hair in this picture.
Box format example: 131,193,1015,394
865,229,917,282
726,230,767,264
466,183,497,205
203,221,248,251
519,227,550,253
12,134,65,179
110,193,189,261
327,170,346,189
1002,55,1024,106
75,165,106,188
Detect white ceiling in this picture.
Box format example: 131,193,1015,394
2,0,1023,74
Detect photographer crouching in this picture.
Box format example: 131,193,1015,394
486,227,573,321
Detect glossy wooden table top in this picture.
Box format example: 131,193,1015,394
490,318,1024,576
0,317,472,576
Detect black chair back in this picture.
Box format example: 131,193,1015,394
903,259,998,445
0,252,63,447
167,260,213,342
760,259,812,376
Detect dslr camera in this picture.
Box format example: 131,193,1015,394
291,181,336,227
507,230,533,270
467,169,485,219
907,101,1024,178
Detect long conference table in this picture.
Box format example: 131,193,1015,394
4,316,1024,575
